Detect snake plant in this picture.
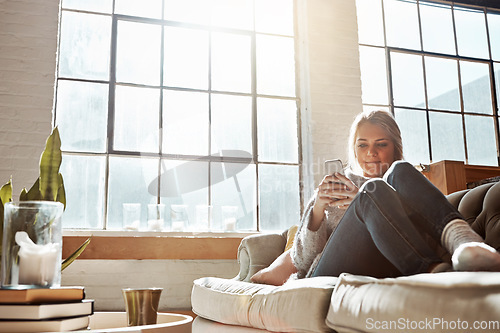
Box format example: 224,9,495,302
0,127,90,269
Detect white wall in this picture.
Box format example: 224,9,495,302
300,0,362,195
0,0,59,192
62,259,239,311
0,0,362,310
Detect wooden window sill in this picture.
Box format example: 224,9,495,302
62,231,254,260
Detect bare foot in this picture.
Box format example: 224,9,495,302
452,242,500,271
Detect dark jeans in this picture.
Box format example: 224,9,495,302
311,161,463,278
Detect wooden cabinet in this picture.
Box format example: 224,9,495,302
421,160,500,195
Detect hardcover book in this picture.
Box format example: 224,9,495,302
0,286,85,304
0,315,90,332
0,299,94,320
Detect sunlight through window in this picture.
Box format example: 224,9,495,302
56,0,301,232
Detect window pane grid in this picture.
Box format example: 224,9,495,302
358,0,500,166
56,1,301,231
59,7,113,17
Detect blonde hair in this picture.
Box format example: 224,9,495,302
347,110,403,174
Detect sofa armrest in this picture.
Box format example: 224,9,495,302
234,232,287,282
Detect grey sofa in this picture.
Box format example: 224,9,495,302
192,182,500,332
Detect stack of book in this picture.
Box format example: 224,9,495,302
0,286,94,332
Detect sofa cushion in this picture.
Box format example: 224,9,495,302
192,276,338,333
235,233,288,282
193,316,272,332
326,271,500,333
447,181,500,251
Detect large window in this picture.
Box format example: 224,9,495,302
55,0,301,232
356,0,500,166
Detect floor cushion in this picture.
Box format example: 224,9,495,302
192,276,338,333
326,271,500,333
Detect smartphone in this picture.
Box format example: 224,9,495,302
324,159,344,176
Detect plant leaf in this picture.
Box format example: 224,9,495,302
26,178,42,201
39,127,62,201
0,179,12,207
19,188,28,201
61,237,92,271
56,173,66,210
0,179,13,257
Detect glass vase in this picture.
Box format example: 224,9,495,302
1,201,64,288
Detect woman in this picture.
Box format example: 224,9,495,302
291,110,500,279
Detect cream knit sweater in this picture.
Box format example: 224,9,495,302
290,169,368,278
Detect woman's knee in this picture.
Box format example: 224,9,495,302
359,178,393,196
384,160,415,182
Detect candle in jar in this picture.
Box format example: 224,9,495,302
172,221,184,231
148,219,164,231
224,217,236,231
123,220,140,231
15,232,59,286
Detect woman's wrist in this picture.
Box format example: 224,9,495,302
308,204,325,232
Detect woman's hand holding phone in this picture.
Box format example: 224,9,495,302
309,165,359,231
321,159,358,208
315,173,358,209
327,173,358,209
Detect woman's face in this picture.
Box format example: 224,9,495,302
355,122,396,178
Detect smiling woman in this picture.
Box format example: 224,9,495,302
253,109,500,285
349,110,403,178
353,123,396,177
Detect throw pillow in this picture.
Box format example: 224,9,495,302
284,225,299,252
